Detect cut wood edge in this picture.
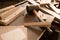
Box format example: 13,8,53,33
0,5,14,13
48,3,60,13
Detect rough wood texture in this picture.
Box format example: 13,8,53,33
0,6,20,20
0,7,25,25
39,6,60,20
48,3,60,14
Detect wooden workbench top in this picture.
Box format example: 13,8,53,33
0,26,27,40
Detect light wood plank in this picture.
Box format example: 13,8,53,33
0,5,14,13
0,7,25,25
39,6,60,20
0,6,20,20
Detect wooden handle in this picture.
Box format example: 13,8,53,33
24,22,51,27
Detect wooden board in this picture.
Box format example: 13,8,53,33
48,3,60,14
0,26,27,40
39,6,60,20
28,0,39,5
24,22,51,27
40,0,51,4
0,6,20,20
0,7,25,25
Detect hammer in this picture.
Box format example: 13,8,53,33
25,5,53,32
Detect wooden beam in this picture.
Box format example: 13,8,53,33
24,22,51,27
28,0,39,5
0,6,20,20
0,7,25,26
39,6,60,20
40,0,51,4
48,3,60,14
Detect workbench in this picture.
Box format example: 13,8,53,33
0,25,45,40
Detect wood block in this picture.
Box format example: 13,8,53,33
0,6,20,20
0,7,25,25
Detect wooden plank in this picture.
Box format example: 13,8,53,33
40,0,51,4
47,3,60,14
0,5,14,13
39,6,60,20
0,6,20,20
24,22,51,27
0,7,25,25
28,0,39,5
